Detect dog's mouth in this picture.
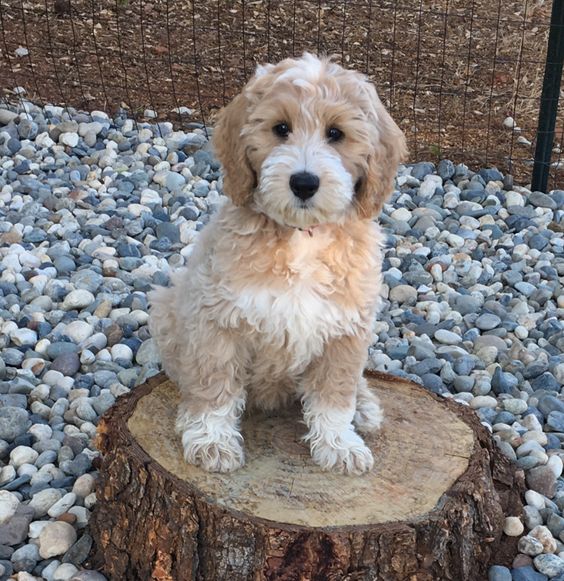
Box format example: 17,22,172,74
295,198,313,210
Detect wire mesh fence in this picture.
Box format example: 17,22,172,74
0,0,562,189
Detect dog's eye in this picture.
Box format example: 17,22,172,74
273,123,290,138
327,127,344,142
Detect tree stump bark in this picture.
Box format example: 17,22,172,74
89,371,523,581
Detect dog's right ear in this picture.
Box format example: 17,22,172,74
213,93,256,206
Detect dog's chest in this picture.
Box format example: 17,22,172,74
232,229,363,356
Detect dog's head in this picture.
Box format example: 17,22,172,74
213,53,407,228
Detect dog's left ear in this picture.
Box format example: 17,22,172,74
355,81,407,219
213,92,256,206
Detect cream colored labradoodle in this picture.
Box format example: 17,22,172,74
149,53,407,474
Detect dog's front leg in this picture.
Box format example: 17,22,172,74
175,330,248,473
301,333,376,475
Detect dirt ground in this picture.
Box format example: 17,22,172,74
0,0,562,188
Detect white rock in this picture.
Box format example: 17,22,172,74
29,488,63,517
470,396,498,409
515,325,529,339
47,492,76,518
530,524,558,553
522,414,544,432
28,520,51,539
547,455,564,479
389,285,417,304
64,321,94,343
522,431,548,446
526,490,546,510
518,535,544,556
38,521,77,558
506,191,525,207
53,563,79,581
36,132,55,148
390,207,412,222
84,492,97,509
10,328,37,346
29,424,53,441
43,369,64,386
14,572,39,581
72,473,95,497
40,560,60,581
0,109,18,124
62,289,95,310
434,329,461,345
0,465,16,486
524,505,544,530
0,490,20,524
10,445,38,468
80,349,96,365
446,233,465,248
504,516,524,536
418,175,442,199
92,246,116,259
140,188,161,205
502,398,528,415
59,132,79,147
503,116,516,129
111,343,133,362
18,464,38,478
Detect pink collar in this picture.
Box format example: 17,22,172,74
298,225,319,237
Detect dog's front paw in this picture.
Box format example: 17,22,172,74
181,434,245,473
354,382,384,433
310,430,374,475
354,400,383,433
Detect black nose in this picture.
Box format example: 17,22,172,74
289,172,320,200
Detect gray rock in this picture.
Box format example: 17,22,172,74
71,270,104,293
547,513,564,539
0,110,18,124
438,159,455,180
410,162,435,180
529,191,558,210
70,571,108,581
62,533,92,565
491,368,518,395
511,565,548,581
539,396,564,416
453,295,482,316
526,465,557,498
475,313,501,330
135,339,161,367
389,285,417,304
0,505,34,546
453,376,474,393
0,407,30,442
532,373,561,392
533,554,564,577
529,234,549,252
11,542,39,573
50,352,81,376
164,171,186,191
547,411,564,432
488,565,511,581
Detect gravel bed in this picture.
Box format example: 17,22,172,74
0,102,561,581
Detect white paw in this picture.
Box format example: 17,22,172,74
354,400,384,433
309,430,374,475
181,433,245,473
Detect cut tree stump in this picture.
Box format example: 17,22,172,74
89,371,523,581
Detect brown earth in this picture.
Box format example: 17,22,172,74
0,0,562,187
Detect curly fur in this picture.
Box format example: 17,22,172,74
149,53,406,474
